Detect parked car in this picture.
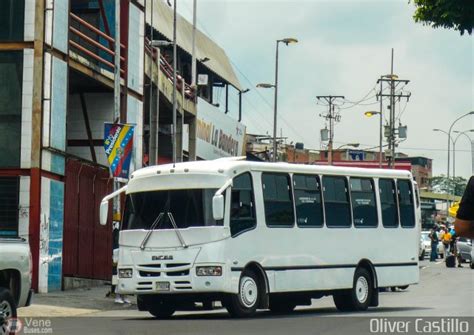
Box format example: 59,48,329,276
456,237,472,264
421,231,444,258
0,237,33,330
419,236,426,260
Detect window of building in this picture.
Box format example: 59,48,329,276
0,0,25,41
322,176,351,228
293,174,323,227
0,177,19,237
379,179,399,228
262,173,294,227
350,178,378,228
398,179,416,228
230,173,256,236
0,51,23,168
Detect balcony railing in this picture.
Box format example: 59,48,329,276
144,38,195,101
69,13,125,76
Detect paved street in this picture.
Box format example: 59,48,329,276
18,259,473,334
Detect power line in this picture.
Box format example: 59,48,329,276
179,1,313,144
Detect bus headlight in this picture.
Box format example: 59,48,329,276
118,268,133,278
196,266,222,276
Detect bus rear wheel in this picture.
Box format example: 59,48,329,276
224,270,260,318
333,267,373,312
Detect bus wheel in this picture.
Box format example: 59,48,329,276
225,270,260,318
333,267,372,312
269,297,297,314
148,300,176,319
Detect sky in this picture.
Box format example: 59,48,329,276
176,0,473,179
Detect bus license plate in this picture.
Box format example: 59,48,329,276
156,282,170,292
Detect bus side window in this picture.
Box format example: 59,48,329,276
379,179,399,228
398,180,416,228
262,173,295,227
294,174,324,227
322,176,351,228
230,173,256,236
350,178,378,228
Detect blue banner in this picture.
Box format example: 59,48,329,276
104,123,135,179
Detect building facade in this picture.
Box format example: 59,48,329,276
0,0,244,292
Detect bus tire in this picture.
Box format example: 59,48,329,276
269,297,297,314
148,300,176,319
0,287,17,333
333,267,372,312
225,270,260,318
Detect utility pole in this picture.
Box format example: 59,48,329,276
316,95,345,165
376,49,410,168
113,0,121,218
172,0,177,165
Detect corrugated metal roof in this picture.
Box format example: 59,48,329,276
148,2,242,90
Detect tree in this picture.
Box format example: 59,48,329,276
411,0,474,35
429,175,467,196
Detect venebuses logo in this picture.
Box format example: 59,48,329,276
4,318,23,334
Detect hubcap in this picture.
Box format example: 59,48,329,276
355,276,369,303
240,276,258,308
0,300,13,332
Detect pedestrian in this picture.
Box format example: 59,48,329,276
455,176,474,239
429,225,439,262
449,226,456,253
441,227,452,255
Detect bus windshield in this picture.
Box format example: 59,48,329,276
122,189,222,230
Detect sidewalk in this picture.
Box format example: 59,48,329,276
18,285,137,317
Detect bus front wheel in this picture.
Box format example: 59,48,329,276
224,270,260,318
333,267,373,312
148,300,176,319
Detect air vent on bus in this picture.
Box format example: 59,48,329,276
139,271,161,277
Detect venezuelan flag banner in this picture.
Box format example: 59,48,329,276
104,123,135,179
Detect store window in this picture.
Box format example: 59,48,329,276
0,177,19,237
0,0,25,41
0,51,23,168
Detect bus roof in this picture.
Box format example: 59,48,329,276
131,159,413,181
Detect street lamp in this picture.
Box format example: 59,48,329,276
452,129,474,179
365,110,383,168
336,143,360,149
256,83,275,89
257,37,298,162
238,88,250,122
446,112,474,197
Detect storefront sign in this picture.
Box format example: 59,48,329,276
192,98,246,160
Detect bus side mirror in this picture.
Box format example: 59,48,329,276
212,194,224,221
99,201,109,226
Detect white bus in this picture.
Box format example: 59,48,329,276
100,159,420,318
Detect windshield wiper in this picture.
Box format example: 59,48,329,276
167,212,188,248
140,212,164,250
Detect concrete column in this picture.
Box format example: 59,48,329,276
149,86,158,165
176,112,183,162
188,116,197,161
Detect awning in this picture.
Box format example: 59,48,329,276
148,2,242,91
